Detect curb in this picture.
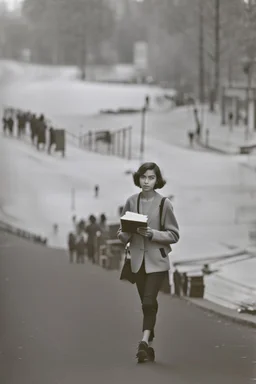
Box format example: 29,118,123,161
181,297,256,329
240,162,256,173
197,141,238,155
0,219,48,246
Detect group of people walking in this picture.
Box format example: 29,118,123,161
173,269,188,296
67,213,109,264
2,107,57,154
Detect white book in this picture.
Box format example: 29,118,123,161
121,211,148,233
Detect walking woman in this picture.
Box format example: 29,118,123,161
117,162,179,363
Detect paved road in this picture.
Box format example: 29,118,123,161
0,232,255,384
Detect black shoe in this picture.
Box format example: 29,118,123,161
136,341,149,363
147,347,155,362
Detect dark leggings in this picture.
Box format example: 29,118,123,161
135,260,167,342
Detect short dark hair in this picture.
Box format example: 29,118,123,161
89,214,96,224
100,213,106,223
133,162,166,189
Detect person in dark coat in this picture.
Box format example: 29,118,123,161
2,116,8,134
75,228,87,264
68,232,76,263
173,268,181,296
16,112,22,137
37,114,47,150
182,272,188,296
29,114,37,145
86,215,101,264
7,116,14,136
48,127,56,154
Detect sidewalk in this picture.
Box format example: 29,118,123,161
183,296,256,329
197,107,256,169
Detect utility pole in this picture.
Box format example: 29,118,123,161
140,106,146,164
140,96,149,164
71,188,76,212
198,0,205,104
214,0,220,105
243,0,256,137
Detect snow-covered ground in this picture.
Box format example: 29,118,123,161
0,61,256,309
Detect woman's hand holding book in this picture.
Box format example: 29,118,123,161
137,226,153,239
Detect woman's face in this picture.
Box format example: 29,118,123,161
139,169,157,192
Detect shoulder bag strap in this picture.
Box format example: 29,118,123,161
159,197,167,230
138,193,166,230
137,192,142,213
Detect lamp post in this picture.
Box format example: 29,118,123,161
140,95,149,164
71,188,76,212
243,59,253,141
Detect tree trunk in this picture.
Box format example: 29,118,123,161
214,0,220,107
198,0,205,104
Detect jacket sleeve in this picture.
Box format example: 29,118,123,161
150,199,179,246
116,198,132,245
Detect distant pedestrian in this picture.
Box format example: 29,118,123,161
37,114,47,150
7,116,14,136
194,107,201,138
48,127,56,154
182,272,188,296
17,112,22,137
72,215,77,229
205,128,210,146
53,223,58,234
75,228,87,264
88,130,92,150
68,232,76,263
86,215,101,264
94,184,99,198
173,268,181,296
2,116,8,134
202,263,211,275
98,213,109,245
228,111,234,132
117,162,179,363
29,114,37,144
145,95,150,110
188,131,194,147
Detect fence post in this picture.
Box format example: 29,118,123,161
128,126,132,160
71,188,76,212
122,129,126,158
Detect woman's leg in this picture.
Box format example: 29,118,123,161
135,261,149,340
135,263,167,361
141,271,167,343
